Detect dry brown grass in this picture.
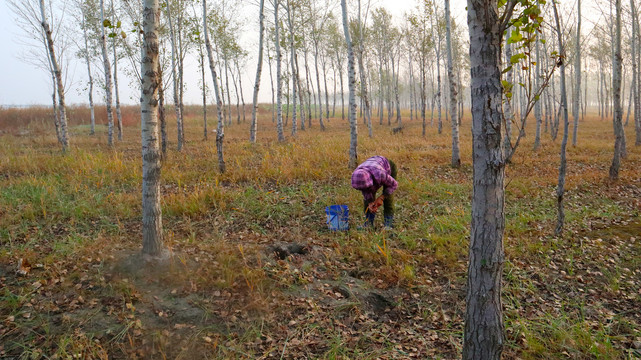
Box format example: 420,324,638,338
0,105,639,359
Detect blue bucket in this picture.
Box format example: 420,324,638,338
325,205,349,231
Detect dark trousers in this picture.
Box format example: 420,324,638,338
363,159,397,218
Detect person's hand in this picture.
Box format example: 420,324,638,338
368,195,385,214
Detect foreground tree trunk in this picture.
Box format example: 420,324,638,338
100,0,114,147
463,1,505,358
445,0,460,168
140,0,164,256
610,0,624,180
40,0,69,151
342,0,357,168
203,0,225,173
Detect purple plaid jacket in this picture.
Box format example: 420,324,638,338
351,156,398,202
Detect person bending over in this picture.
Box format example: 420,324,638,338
351,156,398,229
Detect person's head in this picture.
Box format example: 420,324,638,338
351,168,373,190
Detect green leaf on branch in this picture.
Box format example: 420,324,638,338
103,19,112,28
510,53,526,64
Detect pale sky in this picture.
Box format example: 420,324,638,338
0,1,481,107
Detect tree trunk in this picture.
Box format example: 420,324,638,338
463,1,505,359
342,0,357,169
552,1,569,236
314,40,325,131
322,55,330,120
504,37,513,154
534,33,542,150
635,0,641,146
445,0,460,168
274,0,285,141
572,0,581,147
200,50,207,140
295,51,306,130
81,14,96,136
158,63,167,158
112,0,123,141
267,46,275,123
238,63,246,123
141,0,164,257
100,0,114,147
286,0,297,136
250,0,265,143
203,0,225,173
610,0,624,180
357,0,372,137
41,0,68,151
166,0,183,150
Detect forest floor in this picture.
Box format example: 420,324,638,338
0,107,640,359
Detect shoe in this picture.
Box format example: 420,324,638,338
358,211,376,230
383,215,394,230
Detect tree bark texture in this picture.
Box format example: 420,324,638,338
445,0,460,168
274,0,285,141
203,0,225,173
40,0,69,151
342,0,357,169
610,0,624,180
463,1,505,359
140,0,164,256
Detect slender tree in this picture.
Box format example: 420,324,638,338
111,0,123,141
342,0,357,168
140,0,164,257
203,0,225,172
274,0,285,141
166,0,183,150
39,0,69,151
572,0,581,146
552,1,569,236
445,0,460,168
610,0,624,180
250,0,264,143
100,0,114,146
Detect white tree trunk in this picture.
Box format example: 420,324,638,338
100,0,114,147
572,0,581,147
140,0,164,256
40,0,69,151
111,0,122,141
342,0,357,169
534,34,542,150
286,0,297,136
251,0,264,143
81,14,96,136
445,0,460,168
203,0,225,173
632,0,641,146
552,1,569,236
610,0,624,180
274,0,285,141
357,0,372,137
166,0,183,150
